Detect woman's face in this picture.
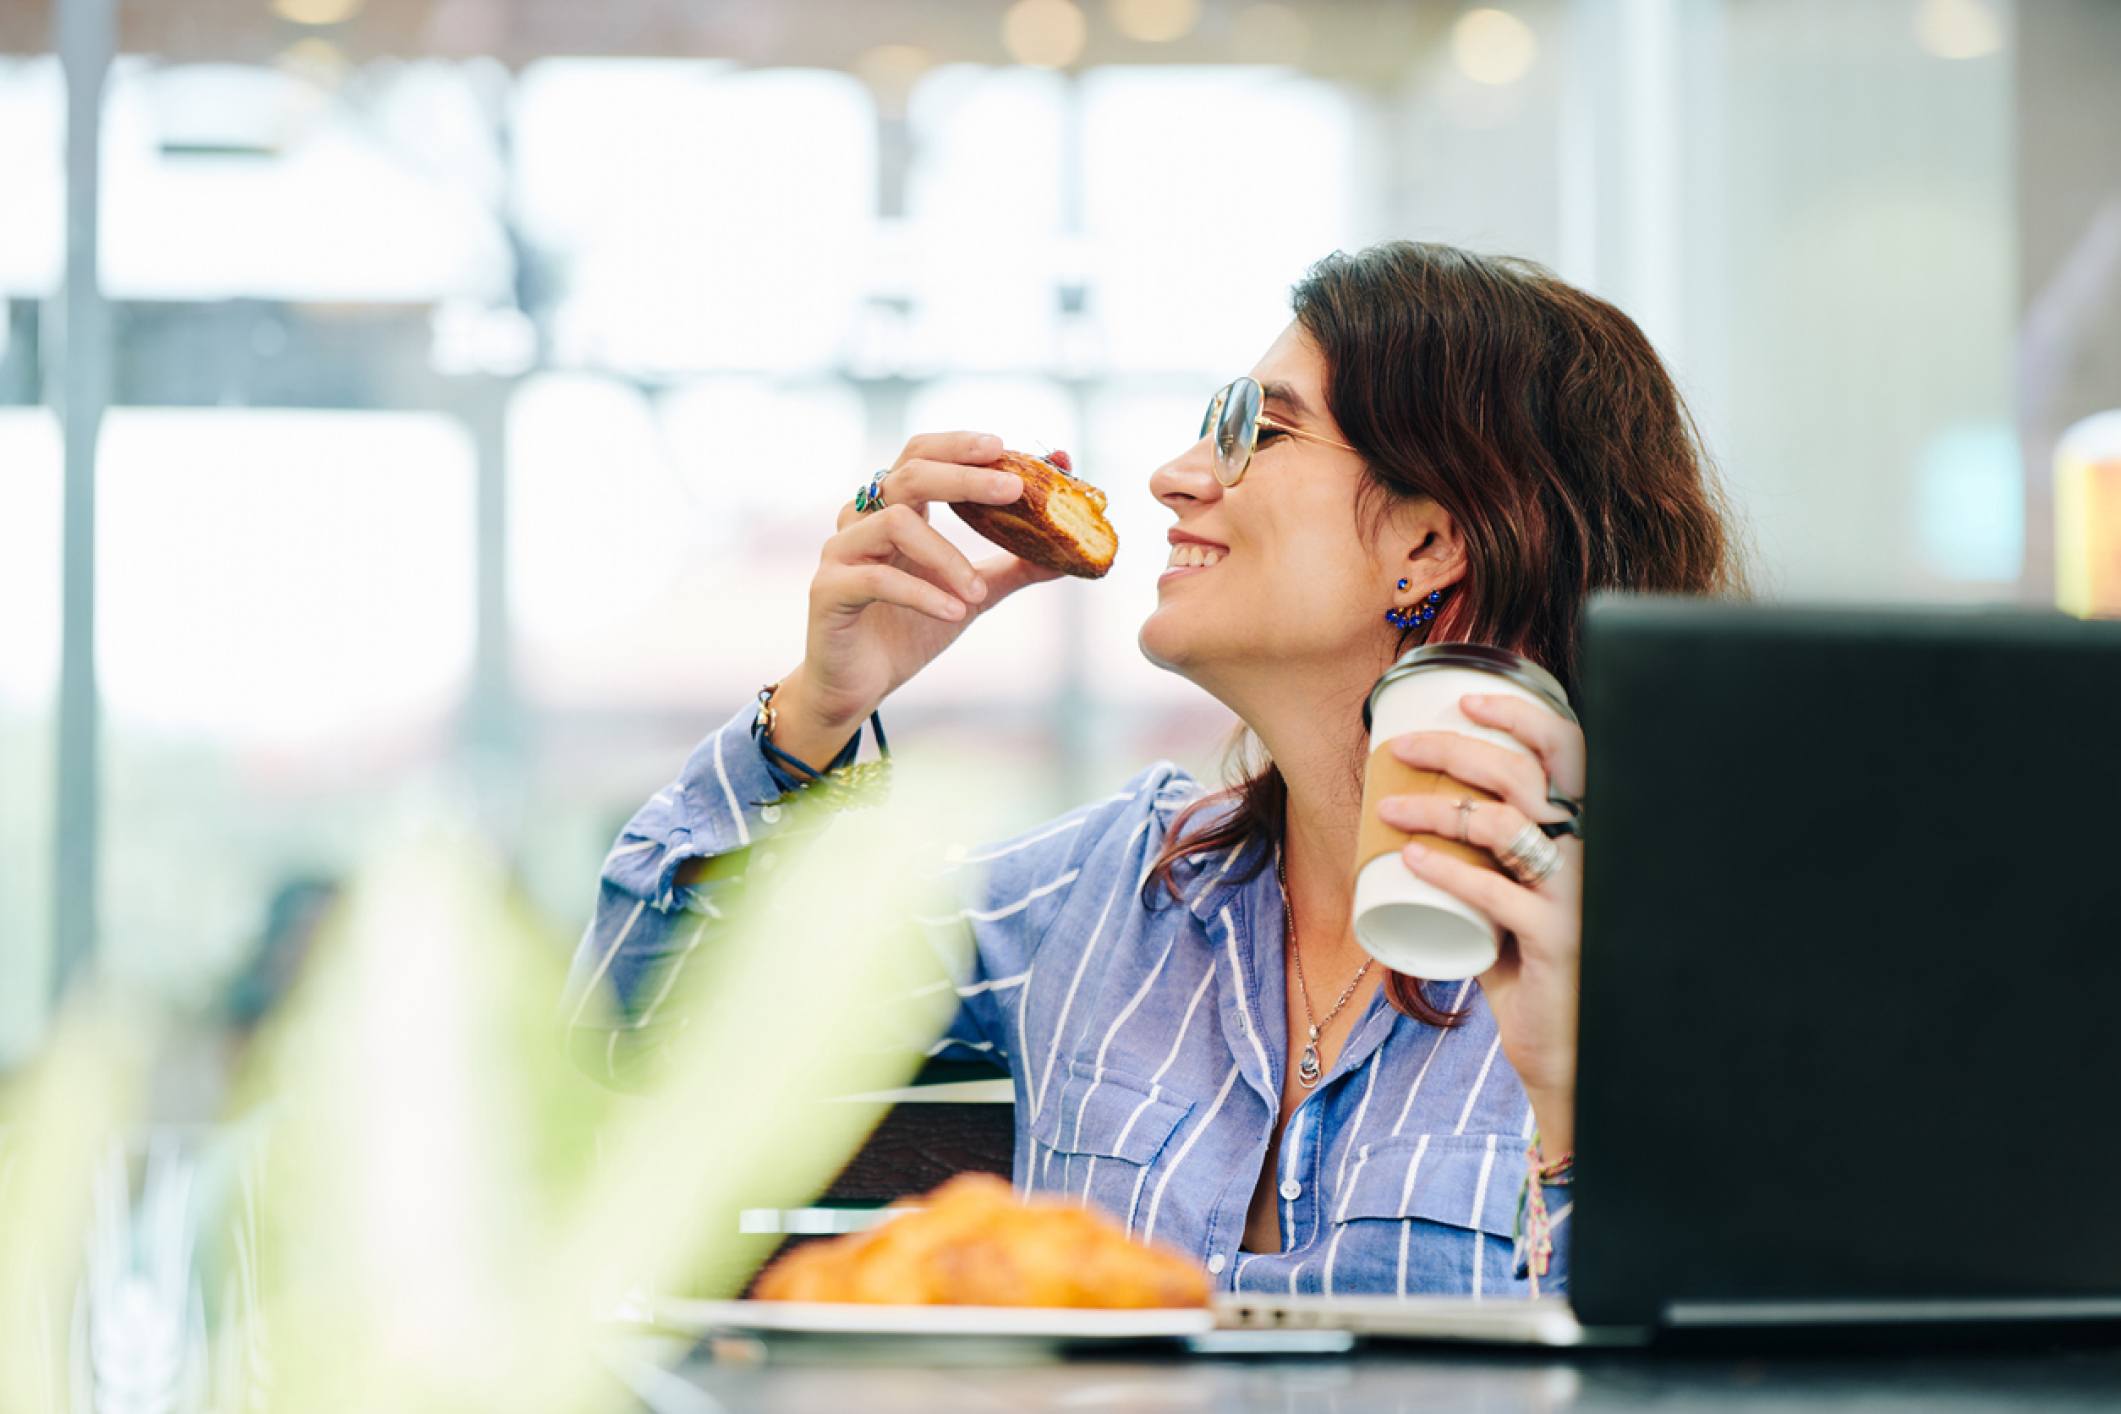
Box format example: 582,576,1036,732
1140,321,1435,691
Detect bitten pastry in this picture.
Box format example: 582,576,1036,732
752,1173,1210,1308
950,449,1118,579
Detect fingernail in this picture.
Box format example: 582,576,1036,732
967,576,988,601
978,433,1001,452
1402,843,1429,866
992,473,1022,498
1463,694,1487,709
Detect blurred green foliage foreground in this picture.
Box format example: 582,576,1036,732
0,767,987,1412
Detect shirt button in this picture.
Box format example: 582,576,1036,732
1279,1178,1302,1201
1206,1253,1227,1275
755,850,779,873
760,804,783,824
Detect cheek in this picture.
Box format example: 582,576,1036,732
1249,531,1375,623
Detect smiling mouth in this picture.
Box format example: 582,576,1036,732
1163,543,1225,573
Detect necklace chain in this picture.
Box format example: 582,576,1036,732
1279,850,1373,1090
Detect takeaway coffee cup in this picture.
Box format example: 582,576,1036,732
1353,645,1576,980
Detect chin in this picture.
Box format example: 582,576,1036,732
1137,605,1196,675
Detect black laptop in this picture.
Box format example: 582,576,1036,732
1221,596,2121,1345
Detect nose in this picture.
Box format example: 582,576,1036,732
1151,433,1223,514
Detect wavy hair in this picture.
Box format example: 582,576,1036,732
1141,242,1748,1025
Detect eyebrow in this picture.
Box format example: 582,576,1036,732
1259,380,1314,424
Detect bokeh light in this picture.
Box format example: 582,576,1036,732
1107,0,1202,45
270,0,366,25
1914,0,2004,60
1002,0,1089,69
1451,7,1538,86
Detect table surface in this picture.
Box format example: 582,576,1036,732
610,1332,2121,1413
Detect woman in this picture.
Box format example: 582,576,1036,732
566,241,1744,1297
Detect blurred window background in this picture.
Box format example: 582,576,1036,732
4,0,2117,1098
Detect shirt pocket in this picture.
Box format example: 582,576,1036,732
1331,1133,1522,1239
1032,1063,1195,1169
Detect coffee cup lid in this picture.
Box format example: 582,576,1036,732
1362,644,1576,732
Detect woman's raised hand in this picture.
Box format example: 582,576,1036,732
772,432,1062,762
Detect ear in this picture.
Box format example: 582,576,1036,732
1386,497,1466,596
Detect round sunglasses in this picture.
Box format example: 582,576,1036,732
1198,376,1358,487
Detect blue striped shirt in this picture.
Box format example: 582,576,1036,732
567,703,1571,1299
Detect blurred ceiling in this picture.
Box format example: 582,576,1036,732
3,0,1456,84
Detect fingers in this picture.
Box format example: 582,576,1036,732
1397,840,1549,938
816,561,969,624
883,458,1024,511
830,504,988,605
1389,730,1561,824
973,550,1063,606
1375,792,1580,898
899,430,1004,469
1459,693,1587,801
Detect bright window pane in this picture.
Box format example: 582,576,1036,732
0,57,62,298
97,409,477,746
508,374,865,707
1083,68,1356,373
903,66,1068,371
101,62,509,302
0,409,58,1061
517,64,876,372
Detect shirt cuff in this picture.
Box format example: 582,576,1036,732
651,702,789,909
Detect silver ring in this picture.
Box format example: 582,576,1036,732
1498,822,1563,888
1454,798,1477,843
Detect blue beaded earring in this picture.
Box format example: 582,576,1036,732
1385,582,1445,632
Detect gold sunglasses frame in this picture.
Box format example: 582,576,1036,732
1200,375,1359,486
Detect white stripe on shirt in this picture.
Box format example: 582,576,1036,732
1140,1060,1243,1246
567,897,646,1031
915,869,1081,926
1468,1132,1499,1301
1384,978,1478,1140
635,919,709,1027
711,731,750,848
1219,903,1275,1092
1393,1133,1434,1297
1033,817,1153,1124
954,788,1132,864
1066,933,1180,1155
1452,1033,1502,1135
602,838,660,869
1094,959,1217,1202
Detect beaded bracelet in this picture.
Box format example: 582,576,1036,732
751,680,892,811
1512,1134,1575,1279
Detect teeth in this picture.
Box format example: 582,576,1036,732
1166,544,1224,569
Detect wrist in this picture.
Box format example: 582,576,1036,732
765,666,870,770
1523,1084,1575,1161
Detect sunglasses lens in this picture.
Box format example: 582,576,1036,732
1215,378,1261,485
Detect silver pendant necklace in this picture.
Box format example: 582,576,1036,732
1279,850,1374,1090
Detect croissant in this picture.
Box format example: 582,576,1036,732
753,1173,1209,1308
950,449,1118,579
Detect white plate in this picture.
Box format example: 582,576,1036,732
648,1298,1217,1342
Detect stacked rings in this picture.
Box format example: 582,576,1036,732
854,468,891,514
1498,822,1564,888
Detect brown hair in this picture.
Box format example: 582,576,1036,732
1142,241,1747,1026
